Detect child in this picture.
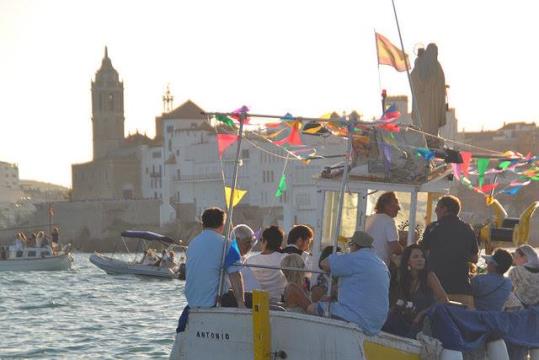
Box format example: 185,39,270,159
471,248,513,311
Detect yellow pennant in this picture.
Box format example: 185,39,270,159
320,112,332,120
225,186,247,208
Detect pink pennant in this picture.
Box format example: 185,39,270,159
379,123,400,132
451,163,461,180
460,151,472,177
480,183,499,193
217,134,239,159
273,122,303,146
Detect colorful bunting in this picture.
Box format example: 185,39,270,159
476,158,490,187
460,151,472,177
223,239,241,269
273,121,303,146
217,134,238,159
224,186,247,208
215,114,235,127
381,104,400,122
275,175,287,198
480,183,499,193
416,147,435,161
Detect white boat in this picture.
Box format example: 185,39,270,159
172,307,425,359
89,230,186,279
90,252,181,279
0,246,72,271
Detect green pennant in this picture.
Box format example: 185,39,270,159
498,161,511,170
215,114,235,127
275,175,287,198
477,158,490,187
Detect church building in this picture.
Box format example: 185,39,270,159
71,48,152,200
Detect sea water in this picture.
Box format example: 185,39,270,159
0,253,186,359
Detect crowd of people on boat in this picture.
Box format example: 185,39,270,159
0,227,61,260
179,195,539,358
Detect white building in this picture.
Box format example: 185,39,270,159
142,100,346,228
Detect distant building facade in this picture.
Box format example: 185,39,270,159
459,122,538,155
0,161,22,203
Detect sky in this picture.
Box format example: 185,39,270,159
1,0,538,188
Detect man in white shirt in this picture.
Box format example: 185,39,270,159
365,191,403,265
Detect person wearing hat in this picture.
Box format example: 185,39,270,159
307,231,390,336
509,245,539,309
471,248,513,311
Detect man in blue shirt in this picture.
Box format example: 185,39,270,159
307,231,390,336
471,248,513,311
185,207,245,308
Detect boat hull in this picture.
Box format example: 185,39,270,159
0,254,72,272
90,253,178,279
171,308,423,360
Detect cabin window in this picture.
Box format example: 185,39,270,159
27,251,37,257
321,191,359,249
42,251,51,256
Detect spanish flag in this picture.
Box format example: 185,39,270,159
375,32,410,72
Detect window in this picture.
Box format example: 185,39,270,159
241,149,250,159
28,251,36,257
166,125,174,133
177,169,181,179
152,151,161,159
42,251,51,257
176,149,180,156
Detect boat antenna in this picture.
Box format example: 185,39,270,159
390,0,423,130
216,109,247,306
325,112,357,317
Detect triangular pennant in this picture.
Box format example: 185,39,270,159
216,134,238,159
224,186,247,208
215,114,236,127
477,158,490,187
275,175,287,198
460,151,472,177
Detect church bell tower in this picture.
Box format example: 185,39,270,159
91,47,125,159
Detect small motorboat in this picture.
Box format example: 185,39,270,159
0,245,73,271
90,230,186,280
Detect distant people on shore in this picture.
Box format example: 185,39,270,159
471,249,513,311
421,195,478,309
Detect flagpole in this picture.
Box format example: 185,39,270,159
390,0,423,130
325,112,356,317
216,110,246,306
374,29,383,101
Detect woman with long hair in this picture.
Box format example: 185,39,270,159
383,244,448,338
281,254,311,313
